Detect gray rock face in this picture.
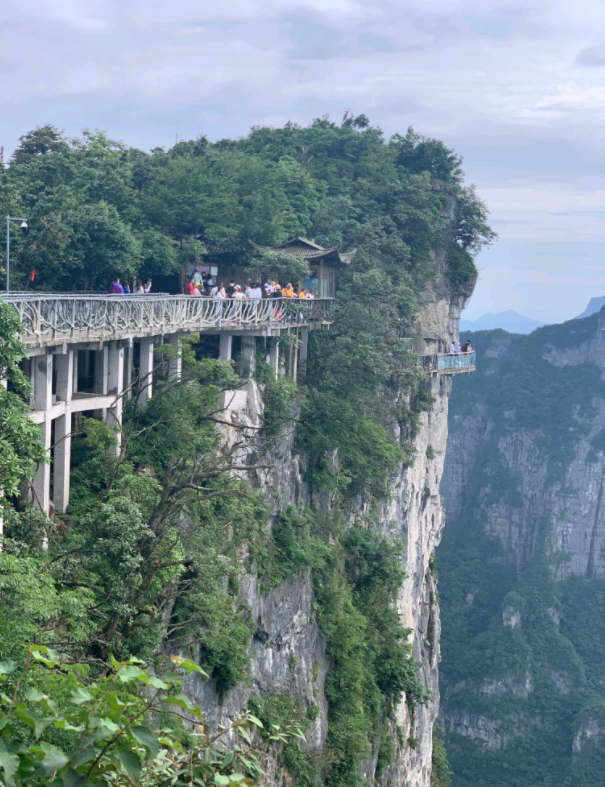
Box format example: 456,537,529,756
185,268,470,785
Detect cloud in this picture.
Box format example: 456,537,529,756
575,45,605,67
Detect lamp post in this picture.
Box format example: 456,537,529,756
5,216,28,294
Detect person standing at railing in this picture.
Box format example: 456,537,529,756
122,281,131,294
450,341,456,355
186,278,195,295
133,279,145,294
109,278,124,294
461,340,472,354
282,282,295,298
251,283,262,300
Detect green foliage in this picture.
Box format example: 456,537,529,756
248,250,310,285
446,244,477,289
0,647,305,786
262,376,297,436
431,723,452,787
0,300,47,498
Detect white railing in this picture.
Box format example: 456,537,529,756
2,294,335,346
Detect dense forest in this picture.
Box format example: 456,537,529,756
0,116,494,786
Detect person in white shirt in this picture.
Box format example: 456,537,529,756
251,284,262,299
233,285,244,299
264,280,275,296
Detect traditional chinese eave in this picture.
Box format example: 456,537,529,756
249,237,356,267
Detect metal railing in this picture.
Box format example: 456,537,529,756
423,352,476,372
1,294,335,346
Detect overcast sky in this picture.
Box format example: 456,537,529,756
2,0,605,320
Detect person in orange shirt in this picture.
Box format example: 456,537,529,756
283,282,295,298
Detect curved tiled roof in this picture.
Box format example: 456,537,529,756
249,237,356,265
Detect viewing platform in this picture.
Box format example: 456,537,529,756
422,351,476,375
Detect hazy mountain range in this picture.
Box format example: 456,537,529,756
461,298,605,335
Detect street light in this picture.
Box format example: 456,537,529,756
5,216,28,294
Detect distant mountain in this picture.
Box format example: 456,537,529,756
460,309,544,335
576,295,605,320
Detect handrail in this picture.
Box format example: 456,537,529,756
1,295,335,346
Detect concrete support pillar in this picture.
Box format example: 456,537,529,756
32,353,53,514
72,351,79,393
93,345,109,420
269,339,279,379
53,350,74,514
124,341,133,400
107,342,125,437
241,336,256,377
139,337,154,404
167,334,182,382
291,337,298,380
299,329,309,379
219,333,233,361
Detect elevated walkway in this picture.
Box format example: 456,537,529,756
1,293,332,519
4,293,334,349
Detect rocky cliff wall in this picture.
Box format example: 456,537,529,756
184,277,472,787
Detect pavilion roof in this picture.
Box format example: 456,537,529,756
249,236,356,266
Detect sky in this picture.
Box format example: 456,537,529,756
2,0,605,320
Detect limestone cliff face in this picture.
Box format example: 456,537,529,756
185,271,472,786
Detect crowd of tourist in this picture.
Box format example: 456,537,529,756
109,278,152,294
185,273,315,300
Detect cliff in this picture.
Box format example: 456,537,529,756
183,276,472,787
439,315,605,786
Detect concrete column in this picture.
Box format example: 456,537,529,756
167,334,182,382
93,345,109,420
72,351,79,393
299,329,309,379
53,350,74,514
291,339,298,380
219,333,233,361
107,342,125,436
139,337,154,404
241,336,256,377
269,339,280,378
124,341,133,400
32,353,53,514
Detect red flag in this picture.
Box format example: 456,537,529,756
30,269,36,281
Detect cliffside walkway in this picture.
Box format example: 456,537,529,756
4,293,335,349
1,292,334,518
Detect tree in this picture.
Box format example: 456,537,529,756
0,300,46,499
0,648,305,786
11,125,69,166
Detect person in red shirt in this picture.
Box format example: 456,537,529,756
186,278,195,295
